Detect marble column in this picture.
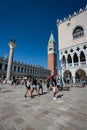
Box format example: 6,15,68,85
73,77,75,83
71,55,74,67
86,54,87,65
6,40,17,81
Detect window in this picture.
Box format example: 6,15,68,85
80,51,85,62
73,26,84,39
5,64,7,71
21,67,23,73
18,67,20,72
67,54,72,63
0,63,2,70
14,66,16,72
49,48,52,51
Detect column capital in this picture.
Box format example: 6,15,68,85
8,40,17,49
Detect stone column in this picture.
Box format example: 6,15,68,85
86,53,87,65
71,55,74,67
78,54,80,66
73,77,75,83
6,40,17,81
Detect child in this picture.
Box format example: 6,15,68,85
53,83,59,100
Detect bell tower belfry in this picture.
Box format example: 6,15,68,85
48,32,57,76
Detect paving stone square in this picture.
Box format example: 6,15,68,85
0,84,87,130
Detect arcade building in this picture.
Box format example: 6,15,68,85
57,5,87,84
0,40,51,80
0,57,51,80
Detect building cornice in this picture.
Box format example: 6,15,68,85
57,5,87,26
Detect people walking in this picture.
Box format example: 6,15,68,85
57,79,60,89
25,78,32,98
31,77,39,97
53,83,59,100
38,79,43,95
47,79,50,91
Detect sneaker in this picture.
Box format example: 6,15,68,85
25,95,27,98
53,97,56,100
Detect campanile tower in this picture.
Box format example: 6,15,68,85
48,32,57,76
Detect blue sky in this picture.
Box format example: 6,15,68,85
0,0,87,68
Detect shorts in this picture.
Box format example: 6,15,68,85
32,85,37,89
39,85,43,89
53,87,58,92
53,87,56,92
26,85,31,89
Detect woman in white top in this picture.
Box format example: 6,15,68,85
53,83,59,100
25,78,32,98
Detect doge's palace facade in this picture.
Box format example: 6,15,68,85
57,5,87,83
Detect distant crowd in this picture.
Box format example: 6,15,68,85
0,76,86,99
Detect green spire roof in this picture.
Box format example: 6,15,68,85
49,32,55,42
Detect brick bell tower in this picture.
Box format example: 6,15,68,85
48,32,57,76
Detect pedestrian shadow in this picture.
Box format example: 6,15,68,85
31,91,48,98
42,91,48,95
56,94,64,98
1,90,13,93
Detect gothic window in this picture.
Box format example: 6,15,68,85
67,54,72,63
73,26,84,39
80,51,85,62
73,53,78,63
62,55,66,64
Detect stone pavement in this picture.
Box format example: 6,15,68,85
0,84,87,130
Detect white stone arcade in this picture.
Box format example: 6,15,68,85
57,5,87,84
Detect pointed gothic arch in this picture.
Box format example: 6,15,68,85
67,54,72,63
75,69,86,80
62,55,66,64
80,51,86,62
73,53,78,63
63,70,72,84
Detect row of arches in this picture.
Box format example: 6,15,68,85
63,69,86,84
62,51,86,64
